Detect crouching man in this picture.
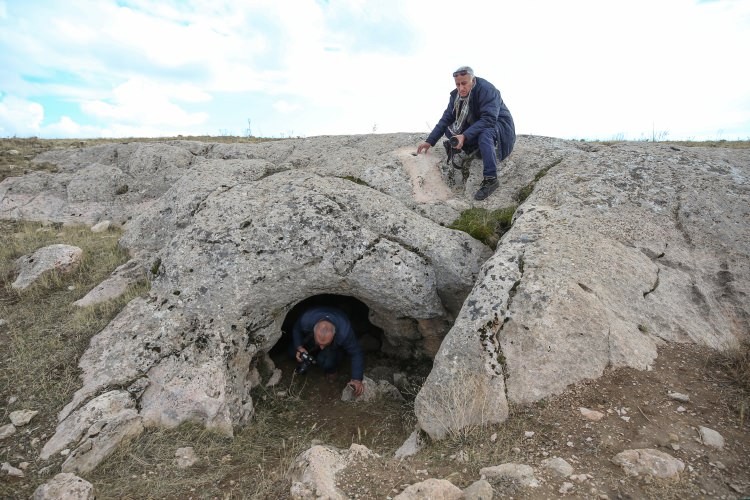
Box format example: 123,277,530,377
292,306,365,397
417,65,516,201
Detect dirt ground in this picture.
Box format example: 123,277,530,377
332,342,750,499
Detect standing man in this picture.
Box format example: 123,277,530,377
292,306,365,397
417,66,516,201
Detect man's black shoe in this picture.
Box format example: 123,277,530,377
474,177,499,201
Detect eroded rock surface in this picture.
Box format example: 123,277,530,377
1,134,748,464
416,140,750,438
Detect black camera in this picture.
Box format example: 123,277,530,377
295,351,316,374
449,136,460,148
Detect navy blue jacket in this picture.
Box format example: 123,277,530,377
426,77,515,160
292,306,364,380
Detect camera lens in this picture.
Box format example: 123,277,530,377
449,136,459,147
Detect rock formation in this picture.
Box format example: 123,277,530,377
1,133,747,465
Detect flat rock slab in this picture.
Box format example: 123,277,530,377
611,448,685,479
13,244,82,290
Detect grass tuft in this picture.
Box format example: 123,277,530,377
449,206,517,249
710,341,750,427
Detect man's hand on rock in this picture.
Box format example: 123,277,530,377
348,379,364,397
417,142,431,155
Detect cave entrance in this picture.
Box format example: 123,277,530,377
262,294,431,450
270,294,386,371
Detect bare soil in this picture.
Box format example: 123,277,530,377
334,342,750,500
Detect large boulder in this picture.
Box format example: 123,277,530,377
416,140,749,437
1,134,747,454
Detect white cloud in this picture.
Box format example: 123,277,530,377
0,1,7,20
80,78,209,127
0,95,44,136
273,100,300,114
1,0,748,139
42,116,105,138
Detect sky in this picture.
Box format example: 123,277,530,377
0,0,749,141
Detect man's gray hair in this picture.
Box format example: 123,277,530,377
453,66,475,78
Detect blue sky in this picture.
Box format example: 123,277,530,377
1,0,748,140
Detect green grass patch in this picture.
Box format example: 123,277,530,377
449,206,517,249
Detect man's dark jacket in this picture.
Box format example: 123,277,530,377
426,76,515,161
292,306,364,381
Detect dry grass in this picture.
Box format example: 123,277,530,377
88,391,327,499
0,222,149,412
415,369,502,443
421,408,524,473
710,340,750,427
0,221,150,498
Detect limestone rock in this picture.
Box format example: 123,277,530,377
32,473,95,500
394,478,463,500
12,244,82,290
480,463,540,488
289,445,347,500
90,220,112,232
0,423,16,440
42,390,136,460
559,482,575,494
611,449,684,479
265,368,282,387
699,426,724,449
341,376,404,402
579,407,605,421
2,462,25,477
73,259,145,308
462,479,494,499
61,409,144,474
348,443,378,460
541,456,574,478
9,409,38,426
417,139,750,437
667,391,690,402
395,430,424,459
2,135,748,444
174,446,198,468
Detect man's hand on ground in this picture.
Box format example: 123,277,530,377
295,347,307,362
417,142,431,154
348,379,364,397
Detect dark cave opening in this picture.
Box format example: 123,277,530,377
270,294,386,364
